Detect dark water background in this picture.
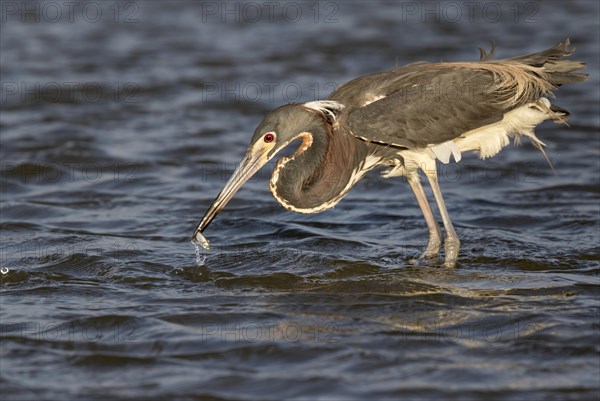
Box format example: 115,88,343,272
1,1,599,400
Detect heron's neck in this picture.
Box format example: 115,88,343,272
270,126,369,213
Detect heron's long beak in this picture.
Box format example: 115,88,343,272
191,148,271,249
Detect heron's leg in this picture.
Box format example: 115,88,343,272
407,174,442,259
425,173,460,268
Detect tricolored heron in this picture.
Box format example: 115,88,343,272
192,39,587,267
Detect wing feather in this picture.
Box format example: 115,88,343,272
346,68,507,149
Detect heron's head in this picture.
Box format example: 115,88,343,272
192,103,342,248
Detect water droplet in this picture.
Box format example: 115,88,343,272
0,267,9,275
191,242,206,266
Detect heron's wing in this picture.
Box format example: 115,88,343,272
347,69,506,149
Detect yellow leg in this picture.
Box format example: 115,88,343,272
425,172,460,268
407,173,442,259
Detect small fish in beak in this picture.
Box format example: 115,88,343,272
193,230,211,250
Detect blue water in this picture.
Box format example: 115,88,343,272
1,1,599,400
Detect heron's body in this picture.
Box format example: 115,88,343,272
193,39,587,267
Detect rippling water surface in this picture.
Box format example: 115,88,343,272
1,1,599,400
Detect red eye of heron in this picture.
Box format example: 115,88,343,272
264,133,275,143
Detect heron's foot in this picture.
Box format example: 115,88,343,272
420,250,440,260
419,236,441,259
443,237,460,268
409,240,441,265
409,254,441,266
